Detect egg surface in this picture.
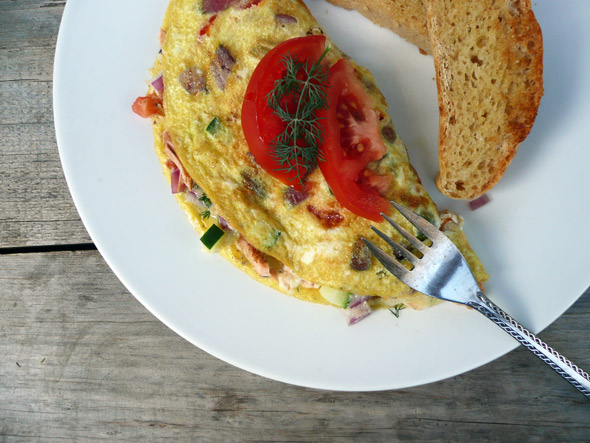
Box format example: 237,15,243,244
146,0,488,310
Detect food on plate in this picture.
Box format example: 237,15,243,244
133,0,488,322
326,0,544,199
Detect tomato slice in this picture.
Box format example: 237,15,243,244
241,35,327,189
242,36,390,221
318,59,390,221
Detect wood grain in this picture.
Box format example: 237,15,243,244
1,251,589,441
0,0,91,248
1,0,590,440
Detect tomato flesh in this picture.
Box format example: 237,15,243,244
132,94,163,118
241,35,327,189
318,59,390,221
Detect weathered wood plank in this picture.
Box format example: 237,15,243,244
0,1,64,49
0,46,54,82
1,251,589,441
0,1,91,247
1,0,589,441
0,119,91,247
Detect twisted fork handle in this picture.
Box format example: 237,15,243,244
467,292,590,399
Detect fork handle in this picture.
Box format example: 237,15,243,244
467,292,590,399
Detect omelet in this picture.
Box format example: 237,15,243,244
139,0,488,316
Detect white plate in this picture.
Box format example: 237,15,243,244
54,0,590,391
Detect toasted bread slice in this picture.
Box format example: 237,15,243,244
424,0,543,198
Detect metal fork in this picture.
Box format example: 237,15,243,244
363,201,590,399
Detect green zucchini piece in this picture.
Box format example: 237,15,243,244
206,117,221,135
319,286,351,308
200,224,224,249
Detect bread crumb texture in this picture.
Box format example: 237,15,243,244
425,0,543,199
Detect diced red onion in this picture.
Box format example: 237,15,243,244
218,216,229,230
346,298,372,326
202,0,233,13
348,294,370,309
170,167,181,194
469,194,490,211
275,14,298,25
284,186,309,206
150,73,164,95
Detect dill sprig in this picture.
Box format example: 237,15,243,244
198,193,212,208
265,47,331,187
389,304,406,318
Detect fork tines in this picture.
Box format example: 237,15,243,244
361,201,434,278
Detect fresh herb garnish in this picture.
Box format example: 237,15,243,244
389,304,406,318
265,47,331,188
198,192,212,219
264,228,282,249
199,193,212,208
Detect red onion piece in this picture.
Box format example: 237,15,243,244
275,14,298,25
468,194,490,211
150,73,164,95
284,186,308,206
348,294,370,309
218,216,229,230
170,167,181,194
202,0,233,13
346,297,372,325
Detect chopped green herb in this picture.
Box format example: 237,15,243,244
389,304,406,318
200,210,211,220
206,117,222,135
199,193,212,208
376,269,388,279
264,229,282,249
200,224,224,249
40,357,46,364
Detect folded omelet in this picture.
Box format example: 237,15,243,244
142,0,488,314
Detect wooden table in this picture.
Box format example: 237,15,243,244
2,1,589,440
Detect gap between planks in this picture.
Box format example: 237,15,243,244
0,243,96,255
